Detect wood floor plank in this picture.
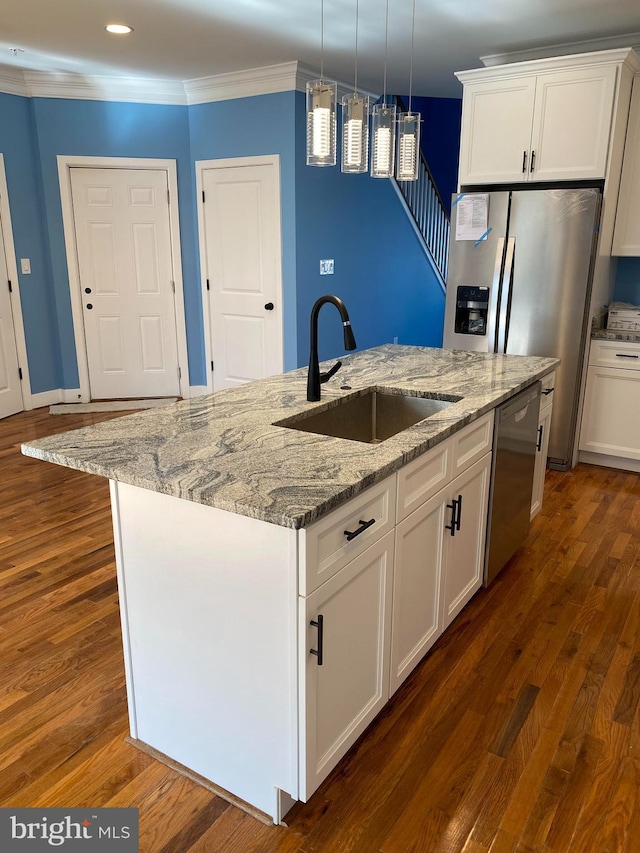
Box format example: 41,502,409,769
1,409,640,851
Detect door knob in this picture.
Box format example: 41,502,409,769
264,302,274,310
86,303,93,310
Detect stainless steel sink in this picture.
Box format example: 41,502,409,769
275,388,462,444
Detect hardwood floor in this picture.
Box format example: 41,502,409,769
1,407,639,852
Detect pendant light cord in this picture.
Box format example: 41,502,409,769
320,0,324,81
409,0,416,112
383,0,389,101
354,0,359,93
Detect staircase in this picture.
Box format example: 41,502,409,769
392,96,450,287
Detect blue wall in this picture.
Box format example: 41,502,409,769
613,258,640,304
410,96,462,215
0,87,453,394
0,93,60,393
294,91,445,365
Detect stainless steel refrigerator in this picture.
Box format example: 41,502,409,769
443,188,601,469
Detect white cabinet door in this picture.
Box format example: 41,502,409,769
299,531,394,800
390,493,447,696
613,76,640,255
529,66,617,182
579,366,640,460
442,454,491,630
531,405,553,519
458,77,536,185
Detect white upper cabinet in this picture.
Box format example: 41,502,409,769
613,76,640,255
456,50,632,187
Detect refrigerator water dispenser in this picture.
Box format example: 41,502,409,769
454,286,489,335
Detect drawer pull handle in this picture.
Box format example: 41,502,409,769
542,387,554,395
445,499,458,536
344,518,375,541
537,424,544,451
310,615,324,666
615,353,639,359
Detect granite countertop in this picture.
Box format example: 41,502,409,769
22,345,558,529
592,329,640,343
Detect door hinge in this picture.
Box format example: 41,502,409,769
211,361,214,371
178,366,182,380
167,189,170,204
7,280,12,293
170,280,175,293
202,190,205,203
206,279,210,291
18,367,23,380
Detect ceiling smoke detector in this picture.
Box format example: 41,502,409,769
9,48,25,56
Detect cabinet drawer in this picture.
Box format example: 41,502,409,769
299,475,397,596
589,339,640,370
540,371,556,412
396,437,452,523
451,411,494,477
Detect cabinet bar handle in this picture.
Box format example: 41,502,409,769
344,518,375,541
445,499,458,536
310,615,324,666
537,425,544,452
455,494,463,531
530,150,536,172
522,151,528,173
615,353,639,359
542,387,554,395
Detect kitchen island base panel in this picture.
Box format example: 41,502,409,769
111,480,299,823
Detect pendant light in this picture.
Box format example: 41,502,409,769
371,0,396,178
341,0,369,173
396,0,421,181
306,0,337,166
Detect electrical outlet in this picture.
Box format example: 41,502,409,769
320,259,334,275
393,336,399,344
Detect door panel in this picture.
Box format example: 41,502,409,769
202,160,283,390
0,216,22,419
71,168,180,399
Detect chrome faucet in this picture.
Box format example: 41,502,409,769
307,295,357,402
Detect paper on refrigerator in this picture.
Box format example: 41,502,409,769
455,193,490,241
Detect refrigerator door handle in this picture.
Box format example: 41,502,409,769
496,236,515,354
487,237,506,351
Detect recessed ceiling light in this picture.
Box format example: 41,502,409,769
106,24,133,34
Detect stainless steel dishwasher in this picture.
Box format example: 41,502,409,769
484,382,541,585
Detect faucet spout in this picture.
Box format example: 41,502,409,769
307,295,357,402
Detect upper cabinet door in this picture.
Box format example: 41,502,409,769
529,66,617,182
458,77,537,185
613,76,640,255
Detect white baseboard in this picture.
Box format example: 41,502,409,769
188,385,210,398
578,450,640,473
25,388,83,410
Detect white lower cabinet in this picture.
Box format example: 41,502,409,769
299,531,394,800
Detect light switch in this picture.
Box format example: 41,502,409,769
320,259,334,275
20,259,31,274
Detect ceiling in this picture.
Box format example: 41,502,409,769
2,0,640,98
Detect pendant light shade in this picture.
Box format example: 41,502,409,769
397,112,421,181
307,80,337,166
342,93,370,173
371,102,396,178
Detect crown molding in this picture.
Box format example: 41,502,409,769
458,46,640,84
21,71,187,104
184,61,301,104
480,34,640,68
0,66,29,97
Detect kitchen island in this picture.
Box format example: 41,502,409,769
22,345,557,823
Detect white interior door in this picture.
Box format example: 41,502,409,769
70,167,180,399
201,158,283,390
0,215,23,419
